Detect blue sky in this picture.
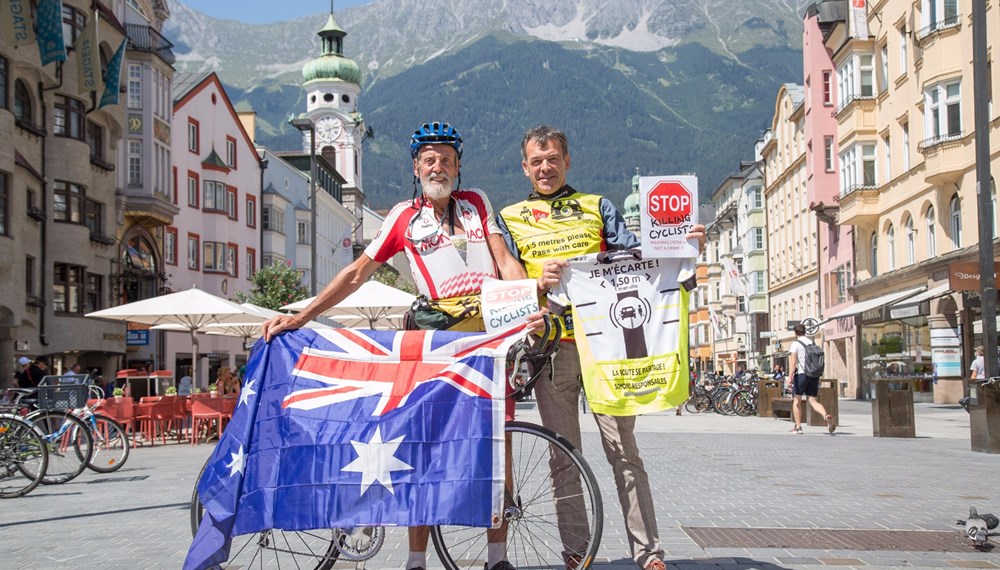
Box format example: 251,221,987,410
181,1,373,24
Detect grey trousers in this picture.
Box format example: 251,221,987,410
534,341,664,568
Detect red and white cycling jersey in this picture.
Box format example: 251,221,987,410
365,189,500,300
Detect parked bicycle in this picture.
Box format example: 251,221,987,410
0,413,48,498
190,316,605,569
71,385,130,473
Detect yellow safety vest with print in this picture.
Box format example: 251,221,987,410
499,190,607,339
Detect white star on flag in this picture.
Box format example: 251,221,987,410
342,426,413,495
238,379,257,407
226,445,246,477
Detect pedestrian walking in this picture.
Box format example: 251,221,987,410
970,346,985,380
789,324,834,434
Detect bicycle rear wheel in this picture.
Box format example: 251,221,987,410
0,415,48,498
685,393,712,414
87,414,130,473
189,458,341,569
431,421,603,570
26,411,93,484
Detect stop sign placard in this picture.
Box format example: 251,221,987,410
647,181,693,225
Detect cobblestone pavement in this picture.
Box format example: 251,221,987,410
3,399,999,569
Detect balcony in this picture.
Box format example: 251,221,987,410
126,24,175,65
90,154,115,172
122,192,180,225
835,95,878,135
916,15,961,43
836,185,880,227
918,131,968,186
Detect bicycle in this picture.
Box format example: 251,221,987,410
0,413,49,498
70,385,130,473
190,316,604,569
7,381,95,485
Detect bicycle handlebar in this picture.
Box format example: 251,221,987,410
506,314,563,400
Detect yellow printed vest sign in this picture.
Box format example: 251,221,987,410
553,251,694,416
499,192,606,339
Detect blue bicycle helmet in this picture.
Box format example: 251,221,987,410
410,121,463,159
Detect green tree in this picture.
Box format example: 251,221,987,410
233,261,310,310
372,264,417,295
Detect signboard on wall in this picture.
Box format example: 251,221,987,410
949,262,1000,291
930,326,962,378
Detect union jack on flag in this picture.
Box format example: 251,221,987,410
184,326,525,570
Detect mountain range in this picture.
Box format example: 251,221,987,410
164,0,810,209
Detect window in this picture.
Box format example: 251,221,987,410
824,136,835,172
0,55,7,110
53,181,84,223
203,180,226,212
54,96,85,139
822,70,833,105
297,221,311,244
859,54,874,97
0,171,7,236
84,199,102,234
826,263,852,307
870,233,878,277
227,244,238,277
53,264,83,314
61,5,85,47
905,216,915,264
14,79,31,123
246,196,257,228
25,256,34,297
751,271,766,294
84,273,102,313
925,81,961,140
262,206,284,233
246,247,256,278
748,186,763,209
926,206,937,257
127,64,142,109
128,139,142,186
187,118,199,153
950,195,962,248
879,45,888,93
226,186,237,219
203,241,226,272
898,26,908,75
922,0,959,29
164,228,177,265
902,123,910,170
226,137,237,168
837,53,876,108
187,172,199,208
883,134,891,181
750,227,764,250
187,234,200,269
862,143,877,186
86,121,105,160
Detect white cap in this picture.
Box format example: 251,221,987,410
17,356,31,366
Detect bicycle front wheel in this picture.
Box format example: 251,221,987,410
26,411,93,484
431,421,604,570
0,415,48,498
87,415,130,473
189,458,341,569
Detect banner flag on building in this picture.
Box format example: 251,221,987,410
720,257,747,297
1,0,36,46
849,0,869,39
75,10,99,95
184,326,522,570
35,0,66,65
98,38,126,108
708,305,722,338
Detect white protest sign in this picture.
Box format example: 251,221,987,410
481,277,538,333
639,175,699,258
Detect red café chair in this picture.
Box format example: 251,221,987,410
190,400,224,445
95,397,136,445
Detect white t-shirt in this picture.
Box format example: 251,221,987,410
971,355,985,378
791,336,813,375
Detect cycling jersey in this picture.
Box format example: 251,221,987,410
497,185,638,339
366,189,500,302
552,250,696,416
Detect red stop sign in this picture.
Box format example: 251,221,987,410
647,181,692,225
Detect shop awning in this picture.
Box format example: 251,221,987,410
888,283,951,307
824,286,926,320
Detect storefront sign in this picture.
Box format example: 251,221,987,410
889,301,927,320
126,329,149,346
949,261,1000,291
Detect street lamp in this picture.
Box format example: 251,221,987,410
290,115,318,296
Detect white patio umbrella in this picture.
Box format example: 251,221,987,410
86,287,264,386
152,302,329,348
282,280,415,329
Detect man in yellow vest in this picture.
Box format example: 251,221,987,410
498,125,705,570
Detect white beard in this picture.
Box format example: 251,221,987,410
421,177,454,201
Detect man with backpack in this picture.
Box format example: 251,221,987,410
789,323,835,434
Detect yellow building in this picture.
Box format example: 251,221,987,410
825,0,999,403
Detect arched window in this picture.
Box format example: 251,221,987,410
887,224,896,270
14,79,31,123
118,235,162,303
925,206,936,257
950,194,962,248
905,216,915,264
870,233,879,277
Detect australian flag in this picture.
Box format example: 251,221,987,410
184,325,524,570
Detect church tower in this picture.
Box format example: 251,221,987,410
300,4,365,242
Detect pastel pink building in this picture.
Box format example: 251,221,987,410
803,2,857,394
